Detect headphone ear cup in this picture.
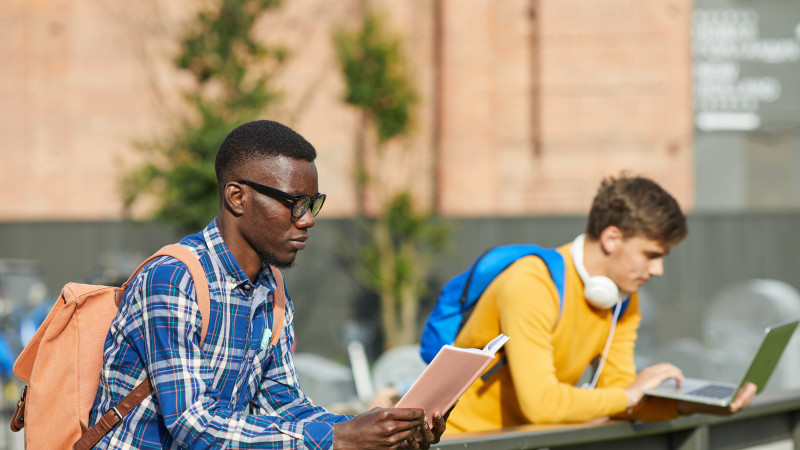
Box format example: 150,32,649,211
584,276,619,310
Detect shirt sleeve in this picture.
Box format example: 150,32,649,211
249,306,353,449
497,263,630,423
133,262,349,449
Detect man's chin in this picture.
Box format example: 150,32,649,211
621,284,641,295
260,250,296,269
275,258,295,269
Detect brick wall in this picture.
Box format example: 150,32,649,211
437,0,694,215
0,0,694,221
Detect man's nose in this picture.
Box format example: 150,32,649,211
649,258,664,277
294,207,316,228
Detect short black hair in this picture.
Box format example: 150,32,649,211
214,120,317,194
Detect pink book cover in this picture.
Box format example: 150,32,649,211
395,334,509,427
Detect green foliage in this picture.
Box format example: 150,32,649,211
358,193,450,297
122,0,285,231
333,10,450,349
333,12,417,143
349,192,451,349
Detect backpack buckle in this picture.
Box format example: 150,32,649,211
110,407,123,424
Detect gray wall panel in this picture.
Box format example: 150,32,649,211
2,213,799,361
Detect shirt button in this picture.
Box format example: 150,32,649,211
244,285,251,290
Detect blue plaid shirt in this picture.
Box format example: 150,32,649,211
89,219,351,449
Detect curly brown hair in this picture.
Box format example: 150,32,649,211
586,174,687,248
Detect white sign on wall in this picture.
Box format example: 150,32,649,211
693,8,800,131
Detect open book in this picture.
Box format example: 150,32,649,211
395,333,509,426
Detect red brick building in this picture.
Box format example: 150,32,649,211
0,0,694,221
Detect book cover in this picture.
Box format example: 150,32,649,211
395,333,509,426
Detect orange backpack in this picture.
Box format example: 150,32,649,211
9,245,213,449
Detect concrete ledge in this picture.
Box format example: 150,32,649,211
435,389,800,450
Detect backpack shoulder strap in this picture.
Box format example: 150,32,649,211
533,247,566,325
478,246,567,382
74,244,209,450
267,266,286,347
457,244,567,334
115,244,211,344
153,244,211,345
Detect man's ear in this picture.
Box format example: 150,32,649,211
598,226,623,255
223,181,245,216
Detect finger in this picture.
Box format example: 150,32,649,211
730,383,757,411
666,370,684,388
388,428,416,448
385,407,426,421
654,364,684,386
431,411,446,440
666,365,684,386
636,368,682,392
428,412,447,446
733,383,755,404
406,433,420,450
384,420,424,439
408,427,423,449
375,410,425,437
418,416,435,444
654,363,683,378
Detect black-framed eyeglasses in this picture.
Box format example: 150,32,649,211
237,180,326,219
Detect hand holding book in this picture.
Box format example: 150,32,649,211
395,333,510,427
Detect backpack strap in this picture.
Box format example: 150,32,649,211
461,245,566,331
74,244,211,450
267,266,286,347
114,245,211,344
479,247,566,382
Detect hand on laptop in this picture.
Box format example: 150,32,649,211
676,382,757,416
625,362,684,408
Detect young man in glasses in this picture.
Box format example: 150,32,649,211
89,120,447,449
444,175,757,433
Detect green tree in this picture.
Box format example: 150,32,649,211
334,10,450,349
122,0,286,231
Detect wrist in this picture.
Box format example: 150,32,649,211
332,422,344,450
624,387,642,409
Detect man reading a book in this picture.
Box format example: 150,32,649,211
89,120,448,449
443,174,757,433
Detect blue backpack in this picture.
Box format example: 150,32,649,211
419,244,568,364
419,243,630,365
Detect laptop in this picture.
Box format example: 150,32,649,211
643,319,799,406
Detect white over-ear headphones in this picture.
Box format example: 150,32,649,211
570,234,624,310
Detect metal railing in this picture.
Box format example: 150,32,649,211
435,389,800,450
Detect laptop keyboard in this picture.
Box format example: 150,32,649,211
686,384,736,399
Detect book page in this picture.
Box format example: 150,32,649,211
483,333,510,355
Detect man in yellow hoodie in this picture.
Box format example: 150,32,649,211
445,174,756,433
